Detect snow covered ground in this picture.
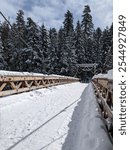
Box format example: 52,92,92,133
0,82,87,150
0,82,112,150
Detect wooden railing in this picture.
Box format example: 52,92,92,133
0,73,79,97
92,77,113,138
92,77,113,119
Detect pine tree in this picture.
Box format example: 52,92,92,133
81,5,94,63
75,20,85,63
100,25,113,73
0,29,6,69
81,5,93,37
6,23,18,71
47,28,59,74
15,10,26,49
57,27,67,75
24,17,43,72
106,23,113,70
40,24,49,73
63,10,74,36
12,10,27,71
93,27,102,65
0,22,10,69
0,21,10,52
40,24,48,59
62,10,76,76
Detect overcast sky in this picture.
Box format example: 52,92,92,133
0,0,113,29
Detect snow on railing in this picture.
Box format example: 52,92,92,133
92,69,113,138
0,70,79,97
92,69,113,80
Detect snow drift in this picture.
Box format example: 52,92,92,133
62,83,112,150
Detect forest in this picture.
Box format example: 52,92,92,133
0,5,113,78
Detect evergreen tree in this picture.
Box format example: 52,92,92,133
106,23,113,70
15,10,26,49
81,5,94,63
40,24,49,73
0,21,10,52
81,5,93,37
24,17,43,72
93,27,102,64
6,23,19,71
63,10,74,36
40,24,48,59
0,22,10,69
57,27,67,75
0,29,6,69
75,20,85,63
12,10,27,71
100,26,113,73
63,10,76,76
47,28,59,74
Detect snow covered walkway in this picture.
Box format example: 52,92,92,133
0,83,87,150
0,82,112,150
62,83,112,150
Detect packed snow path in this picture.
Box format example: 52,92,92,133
0,83,86,150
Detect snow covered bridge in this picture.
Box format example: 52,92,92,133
0,70,112,150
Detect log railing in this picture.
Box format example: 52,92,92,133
0,73,79,97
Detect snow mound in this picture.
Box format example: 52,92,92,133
62,83,112,150
93,69,113,80
92,73,107,79
107,69,113,80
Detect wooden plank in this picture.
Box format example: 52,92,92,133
93,78,113,93
17,82,22,89
10,82,17,90
0,76,79,82
24,81,30,88
41,80,45,85
38,80,41,85
34,80,39,86
0,76,44,82
92,82,113,119
0,81,75,97
0,83,7,91
29,81,33,87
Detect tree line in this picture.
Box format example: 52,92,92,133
0,5,113,77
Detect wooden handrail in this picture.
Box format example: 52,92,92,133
92,77,113,138
92,78,113,119
0,74,79,97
